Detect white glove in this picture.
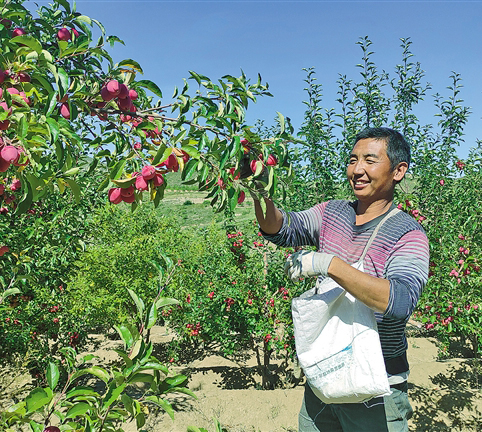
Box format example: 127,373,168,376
284,251,335,281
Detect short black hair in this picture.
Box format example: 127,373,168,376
354,127,411,171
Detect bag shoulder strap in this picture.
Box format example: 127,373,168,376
359,208,400,261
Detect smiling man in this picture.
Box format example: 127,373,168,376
254,127,429,432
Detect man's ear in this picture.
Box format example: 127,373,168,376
393,162,408,182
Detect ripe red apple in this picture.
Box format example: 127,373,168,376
266,154,278,166
117,96,131,110
181,150,190,163
106,80,121,97
60,103,70,119
0,19,12,29
0,70,6,84
100,86,115,102
217,177,225,189
0,101,12,117
57,27,71,41
135,175,148,191
1,146,19,163
0,184,4,195
133,142,142,150
0,246,9,256
6,87,19,96
128,89,138,101
43,426,61,432
117,84,129,99
229,167,240,180
0,158,9,172
250,159,259,173
160,153,179,172
108,188,122,204
0,121,10,131
10,179,21,191
237,191,246,204
122,193,136,203
12,27,26,38
141,165,156,180
17,72,30,83
153,173,164,187
71,27,79,38
120,185,134,197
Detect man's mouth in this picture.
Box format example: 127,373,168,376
353,180,369,189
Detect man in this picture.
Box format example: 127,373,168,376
253,127,429,431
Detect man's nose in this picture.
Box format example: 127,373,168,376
352,160,365,174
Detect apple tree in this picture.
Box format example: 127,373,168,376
0,0,293,219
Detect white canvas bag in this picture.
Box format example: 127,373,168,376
291,209,399,404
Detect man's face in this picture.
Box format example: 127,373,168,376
346,138,399,204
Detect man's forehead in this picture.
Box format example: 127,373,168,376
351,138,388,156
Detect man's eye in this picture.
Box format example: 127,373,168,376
366,159,375,164
349,159,356,164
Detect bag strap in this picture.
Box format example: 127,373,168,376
359,208,400,261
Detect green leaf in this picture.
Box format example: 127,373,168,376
181,158,198,181
11,35,42,53
65,179,81,204
135,80,163,98
56,0,71,13
71,366,110,384
277,112,285,135
75,15,92,26
17,115,28,140
165,374,188,387
181,145,201,159
114,325,134,349
128,373,154,384
57,67,70,97
1,288,21,301
152,144,170,166
109,159,126,180
15,181,33,215
63,167,80,177
145,302,158,330
128,288,145,317
46,362,59,390
65,387,100,400
107,35,125,47
46,118,60,143
137,361,169,375
118,59,143,73
145,396,174,420
66,402,90,419
26,388,52,413
102,382,127,410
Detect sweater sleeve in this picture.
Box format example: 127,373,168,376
383,229,429,321
261,202,327,249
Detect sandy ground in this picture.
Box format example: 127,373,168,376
2,325,481,432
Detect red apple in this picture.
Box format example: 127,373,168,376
267,154,278,166
135,175,148,191
128,89,138,101
12,27,26,38
57,28,71,41
141,165,156,180
60,103,70,119
106,80,121,97
117,84,129,99
108,188,122,204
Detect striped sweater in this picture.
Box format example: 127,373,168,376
263,200,429,365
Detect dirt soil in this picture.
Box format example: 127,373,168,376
2,325,481,432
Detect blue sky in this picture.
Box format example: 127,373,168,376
32,0,482,158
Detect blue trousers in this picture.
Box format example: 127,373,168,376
299,381,413,432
